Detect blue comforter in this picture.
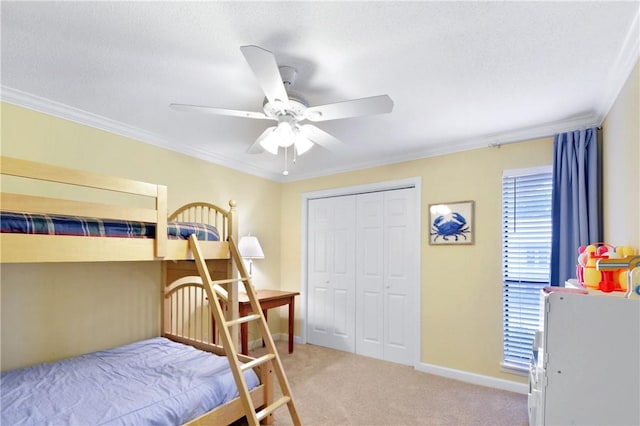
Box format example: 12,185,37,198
0,212,219,241
1,337,258,425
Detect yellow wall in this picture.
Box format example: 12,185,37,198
602,60,639,247
1,262,160,369
0,103,282,370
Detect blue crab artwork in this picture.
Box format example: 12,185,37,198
430,212,470,242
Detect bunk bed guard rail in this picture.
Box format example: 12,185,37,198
1,156,168,259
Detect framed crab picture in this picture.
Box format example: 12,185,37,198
428,200,474,245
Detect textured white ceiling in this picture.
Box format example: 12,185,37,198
1,1,638,181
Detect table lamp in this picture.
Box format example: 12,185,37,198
238,234,264,276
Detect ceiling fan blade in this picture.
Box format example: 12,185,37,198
170,103,270,120
246,126,276,154
305,95,394,122
301,124,346,152
240,45,290,110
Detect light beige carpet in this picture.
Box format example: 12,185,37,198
248,341,529,426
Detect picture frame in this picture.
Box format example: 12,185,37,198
428,200,474,245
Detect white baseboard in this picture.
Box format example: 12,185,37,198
416,362,528,395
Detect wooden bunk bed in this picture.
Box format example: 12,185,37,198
0,156,300,425
0,156,230,262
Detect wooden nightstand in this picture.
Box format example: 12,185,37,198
238,289,300,354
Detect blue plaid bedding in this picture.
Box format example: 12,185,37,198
0,212,219,241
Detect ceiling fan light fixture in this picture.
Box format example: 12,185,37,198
275,120,295,147
294,134,314,155
259,128,280,155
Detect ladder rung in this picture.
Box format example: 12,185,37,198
225,314,261,328
255,396,291,422
210,277,249,285
240,353,276,372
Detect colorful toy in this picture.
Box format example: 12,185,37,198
582,245,601,289
578,243,636,292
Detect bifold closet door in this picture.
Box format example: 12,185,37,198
307,188,417,364
307,195,357,352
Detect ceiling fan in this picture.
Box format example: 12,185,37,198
170,45,394,174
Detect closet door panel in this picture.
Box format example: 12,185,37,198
333,288,350,337
362,291,381,343
310,286,330,333
386,293,406,346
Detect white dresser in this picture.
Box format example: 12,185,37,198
528,288,640,425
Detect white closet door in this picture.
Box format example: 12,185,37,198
355,192,385,359
382,188,416,365
355,188,416,365
307,196,356,352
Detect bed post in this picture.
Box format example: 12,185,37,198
227,199,239,350
161,261,170,337
227,200,237,243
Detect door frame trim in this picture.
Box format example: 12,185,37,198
300,177,422,366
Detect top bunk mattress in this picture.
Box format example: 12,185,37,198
0,337,259,425
0,211,219,241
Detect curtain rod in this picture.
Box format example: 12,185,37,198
488,126,602,149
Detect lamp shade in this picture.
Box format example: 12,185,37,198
259,128,280,155
294,132,314,155
238,235,264,259
258,120,315,157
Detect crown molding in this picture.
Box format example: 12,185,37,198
0,86,282,182
285,112,601,182
595,8,640,125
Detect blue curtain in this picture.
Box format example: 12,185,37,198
550,127,601,286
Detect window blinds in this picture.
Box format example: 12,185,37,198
501,170,553,372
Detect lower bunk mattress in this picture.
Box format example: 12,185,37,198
1,337,259,425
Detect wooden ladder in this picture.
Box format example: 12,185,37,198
188,234,301,426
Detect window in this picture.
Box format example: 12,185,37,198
501,167,552,373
